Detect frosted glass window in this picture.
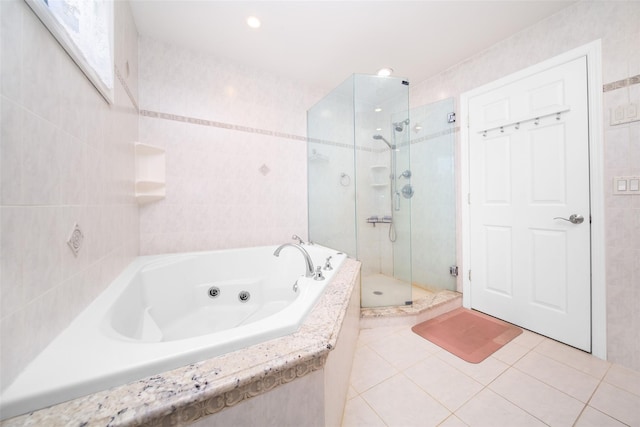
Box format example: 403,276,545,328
25,0,114,103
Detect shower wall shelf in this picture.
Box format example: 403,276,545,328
135,143,166,204
370,165,389,186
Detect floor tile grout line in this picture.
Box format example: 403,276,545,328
349,343,400,395
398,366,459,415
398,329,498,417
451,341,555,427
358,392,391,427
529,338,612,381
511,351,606,404
488,364,588,426
366,329,465,421
346,326,638,427
514,362,594,405
597,365,640,398
585,370,637,427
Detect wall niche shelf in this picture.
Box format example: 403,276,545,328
135,143,166,204
370,165,389,187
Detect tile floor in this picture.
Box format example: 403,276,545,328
342,325,640,426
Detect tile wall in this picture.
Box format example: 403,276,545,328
0,0,140,388
409,1,640,371
138,37,325,254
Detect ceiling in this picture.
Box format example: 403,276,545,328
129,1,575,92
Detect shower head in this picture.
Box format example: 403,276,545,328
393,118,410,132
373,134,395,150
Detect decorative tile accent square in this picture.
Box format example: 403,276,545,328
259,164,271,176
67,223,84,257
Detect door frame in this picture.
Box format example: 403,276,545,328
460,40,606,359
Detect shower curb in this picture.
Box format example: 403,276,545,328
360,290,462,329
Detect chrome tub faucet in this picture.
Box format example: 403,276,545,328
273,243,323,280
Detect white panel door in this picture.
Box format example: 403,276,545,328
468,57,591,351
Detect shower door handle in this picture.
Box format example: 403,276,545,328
394,192,401,211
553,214,584,224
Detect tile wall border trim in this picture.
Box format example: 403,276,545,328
140,109,307,142
603,74,640,92
140,109,453,154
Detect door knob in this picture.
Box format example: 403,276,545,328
553,214,584,224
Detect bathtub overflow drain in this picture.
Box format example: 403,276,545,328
238,291,250,302
208,287,220,298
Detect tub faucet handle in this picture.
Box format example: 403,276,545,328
313,265,325,281
292,234,305,245
323,256,333,271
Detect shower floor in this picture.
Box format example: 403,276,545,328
361,274,432,308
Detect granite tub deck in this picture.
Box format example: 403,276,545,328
1,258,361,427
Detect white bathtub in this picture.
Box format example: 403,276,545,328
1,244,346,420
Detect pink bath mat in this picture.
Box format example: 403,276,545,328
412,307,522,364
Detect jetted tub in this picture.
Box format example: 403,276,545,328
1,244,346,420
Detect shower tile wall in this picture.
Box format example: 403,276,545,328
410,1,640,371
0,0,140,388
138,38,324,254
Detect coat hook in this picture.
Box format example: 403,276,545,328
515,122,520,130
500,126,504,133
556,112,561,120
534,118,540,125
483,130,487,137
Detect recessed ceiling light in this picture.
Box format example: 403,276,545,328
376,127,382,131
246,16,261,29
377,68,393,77
374,107,382,112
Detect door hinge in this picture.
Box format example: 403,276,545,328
467,193,471,204
468,270,472,281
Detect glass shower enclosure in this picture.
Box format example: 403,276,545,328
307,74,412,307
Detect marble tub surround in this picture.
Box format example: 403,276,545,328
1,259,361,426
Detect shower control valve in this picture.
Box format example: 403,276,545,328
323,256,333,271
399,170,412,179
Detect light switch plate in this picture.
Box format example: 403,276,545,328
610,102,639,125
614,176,640,195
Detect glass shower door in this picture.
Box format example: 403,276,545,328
307,77,357,257
307,73,412,308
354,74,412,308
410,98,457,292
